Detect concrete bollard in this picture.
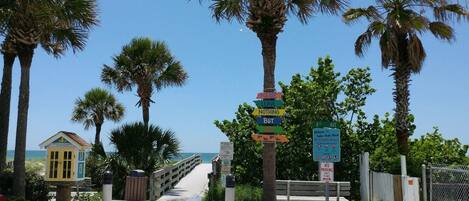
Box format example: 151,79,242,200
225,174,235,201
103,171,113,201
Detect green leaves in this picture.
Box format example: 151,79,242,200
101,37,188,111
71,88,125,129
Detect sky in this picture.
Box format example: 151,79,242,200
3,1,469,153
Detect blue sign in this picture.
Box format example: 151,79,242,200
256,117,283,125
313,128,341,162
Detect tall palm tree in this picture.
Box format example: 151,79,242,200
343,0,468,155
101,37,188,126
72,88,125,145
0,0,98,196
0,37,16,171
207,0,346,199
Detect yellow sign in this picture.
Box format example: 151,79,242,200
252,108,286,116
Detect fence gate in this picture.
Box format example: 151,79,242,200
425,164,469,201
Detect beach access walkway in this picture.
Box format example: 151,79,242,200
157,163,212,201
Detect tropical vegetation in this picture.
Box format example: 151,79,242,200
0,0,98,196
71,88,125,145
343,0,468,155
203,181,262,201
206,1,347,199
215,56,469,199
101,37,188,126
86,122,180,199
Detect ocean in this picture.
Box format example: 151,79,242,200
7,150,217,163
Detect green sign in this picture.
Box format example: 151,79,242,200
256,125,284,134
254,100,284,108
314,121,340,128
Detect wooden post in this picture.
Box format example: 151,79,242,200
56,184,72,201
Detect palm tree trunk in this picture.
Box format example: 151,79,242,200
393,65,411,155
13,49,33,197
95,123,102,145
0,53,16,171
142,101,150,126
260,33,277,201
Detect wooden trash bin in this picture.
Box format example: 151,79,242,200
124,170,148,201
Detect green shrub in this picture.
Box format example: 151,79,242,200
202,182,262,201
5,196,27,201
73,192,103,201
0,169,50,201
235,185,262,201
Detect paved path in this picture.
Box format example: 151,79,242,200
158,164,212,201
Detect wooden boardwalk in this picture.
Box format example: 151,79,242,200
157,164,212,201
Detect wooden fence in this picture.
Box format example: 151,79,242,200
148,154,202,200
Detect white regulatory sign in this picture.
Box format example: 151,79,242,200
219,142,234,160
319,162,334,182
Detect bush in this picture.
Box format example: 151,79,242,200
73,192,103,201
202,182,262,201
0,169,50,201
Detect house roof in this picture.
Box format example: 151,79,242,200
60,131,91,148
39,131,91,149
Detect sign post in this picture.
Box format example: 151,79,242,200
313,123,341,201
219,142,234,188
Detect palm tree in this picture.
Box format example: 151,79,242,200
343,0,468,155
207,0,346,199
110,122,180,172
98,122,180,198
101,37,188,126
0,0,98,196
0,37,16,171
72,88,125,145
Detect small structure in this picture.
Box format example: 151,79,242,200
39,131,91,201
40,131,91,182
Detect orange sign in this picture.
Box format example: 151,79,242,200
251,134,288,143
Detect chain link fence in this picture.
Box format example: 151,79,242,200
427,164,469,201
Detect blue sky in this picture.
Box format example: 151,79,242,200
3,1,469,153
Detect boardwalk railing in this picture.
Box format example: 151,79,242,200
149,154,202,200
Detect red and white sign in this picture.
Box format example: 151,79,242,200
319,162,334,182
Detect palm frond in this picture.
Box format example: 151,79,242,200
354,21,385,57
154,61,188,91
433,4,469,22
428,21,454,41
286,0,314,23
379,30,399,68
209,0,247,23
407,33,426,73
314,0,348,15
343,6,381,24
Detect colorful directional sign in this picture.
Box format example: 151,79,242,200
252,108,286,116
254,100,284,108
313,128,341,162
252,134,289,143
256,92,282,100
256,117,283,125
256,125,284,134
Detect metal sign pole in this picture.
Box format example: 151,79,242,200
325,181,330,201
